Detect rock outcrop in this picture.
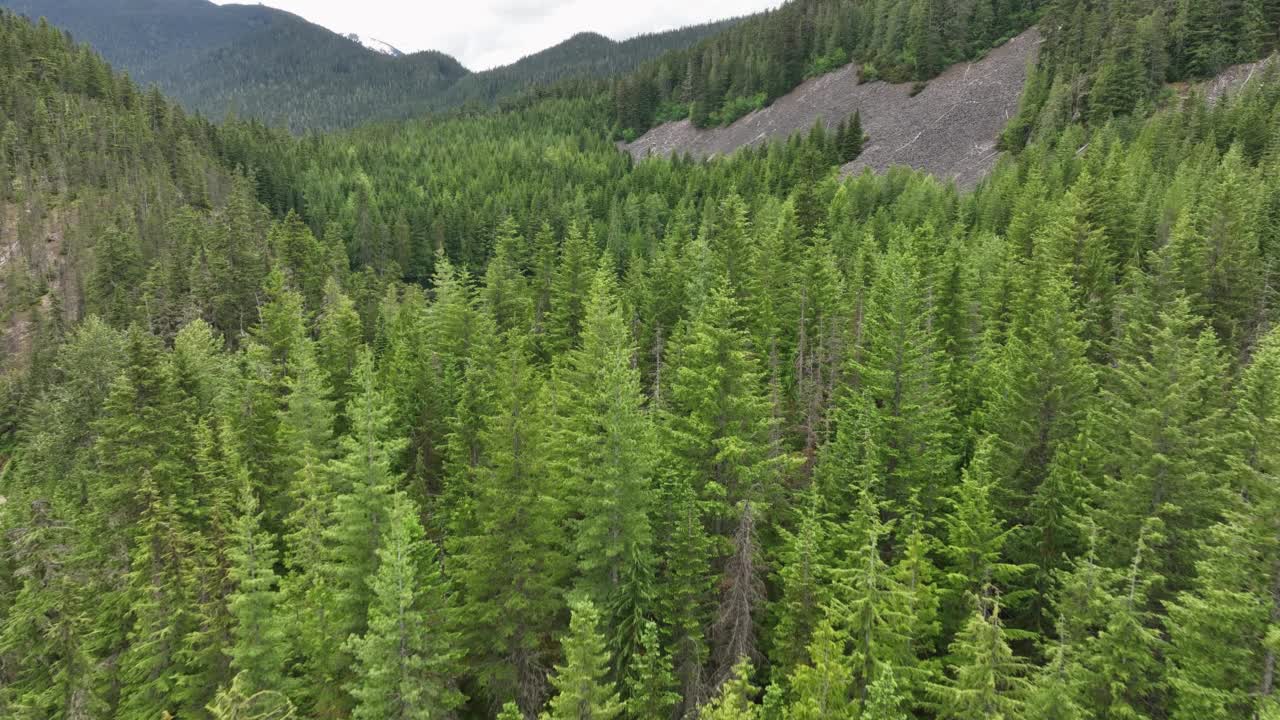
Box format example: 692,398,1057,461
625,28,1042,189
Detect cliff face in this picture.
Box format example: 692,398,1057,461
625,29,1042,189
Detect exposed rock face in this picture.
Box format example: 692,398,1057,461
1202,54,1280,104
624,28,1042,189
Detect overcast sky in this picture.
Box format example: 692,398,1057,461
210,0,780,70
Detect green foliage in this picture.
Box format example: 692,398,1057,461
449,341,570,716
783,618,854,719
226,477,287,698
624,620,679,720
543,597,623,720
346,493,463,720
929,595,1031,719
0,0,735,132
4,8,1280,720
614,0,1044,133
702,659,761,720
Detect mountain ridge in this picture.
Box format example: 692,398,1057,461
0,0,742,130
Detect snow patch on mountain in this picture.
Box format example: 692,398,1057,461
345,33,404,57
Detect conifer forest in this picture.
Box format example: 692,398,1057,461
2,0,1280,718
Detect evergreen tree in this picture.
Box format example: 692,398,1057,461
225,476,287,698
89,220,145,327
346,493,463,720
1096,298,1230,584
483,218,534,336
1076,520,1167,720
701,659,760,720
832,487,916,707
839,111,864,163
929,593,1030,720
663,282,781,534
450,341,569,717
624,620,679,720
543,597,623,720
316,279,365,416
274,342,342,717
115,476,199,720
863,665,911,720
942,436,1031,625
545,223,599,357
654,472,714,718
783,618,854,720
980,255,1095,542
770,488,832,674
0,500,103,720
559,263,656,658
309,348,404,712
1165,520,1271,720
1022,640,1086,720
852,233,956,517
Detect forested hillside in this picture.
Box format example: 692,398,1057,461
0,0,738,131
4,3,1280,720
435,22,742,114
1004,0,1280,146
612,0,1045,136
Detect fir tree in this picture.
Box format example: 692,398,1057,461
89,220,145,327
1096,298,1230,585
1076,520,1167,720
116,476,199,720
559,263,657,664
450,341,569,716
1165,521,1271,720
543,597,623,720
306,348,404,713
1022,639,1086,720
483,218,534,336
225,476,287,698
0,500,103,720
701,659,760,720
980,255,1095,542
863,665,911,720
653,470,714,718
851,233,957,518
832,487,916,707
929,593,1031,720
784,618,854,720
316,279,365,417
770,488,832,675
545,223,598,357
839,111,864,163
624,620,679,720
942,436,1032,626
662,282,780,534
346,493,463,720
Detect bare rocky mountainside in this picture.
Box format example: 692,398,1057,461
1203,54,1280,103
626,29,1042,188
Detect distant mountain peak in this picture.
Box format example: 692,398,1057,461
345,32,404,57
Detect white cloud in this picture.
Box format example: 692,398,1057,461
212,0,780,70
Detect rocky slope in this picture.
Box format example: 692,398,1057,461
625,28,1042,189
1203,54,1280,103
